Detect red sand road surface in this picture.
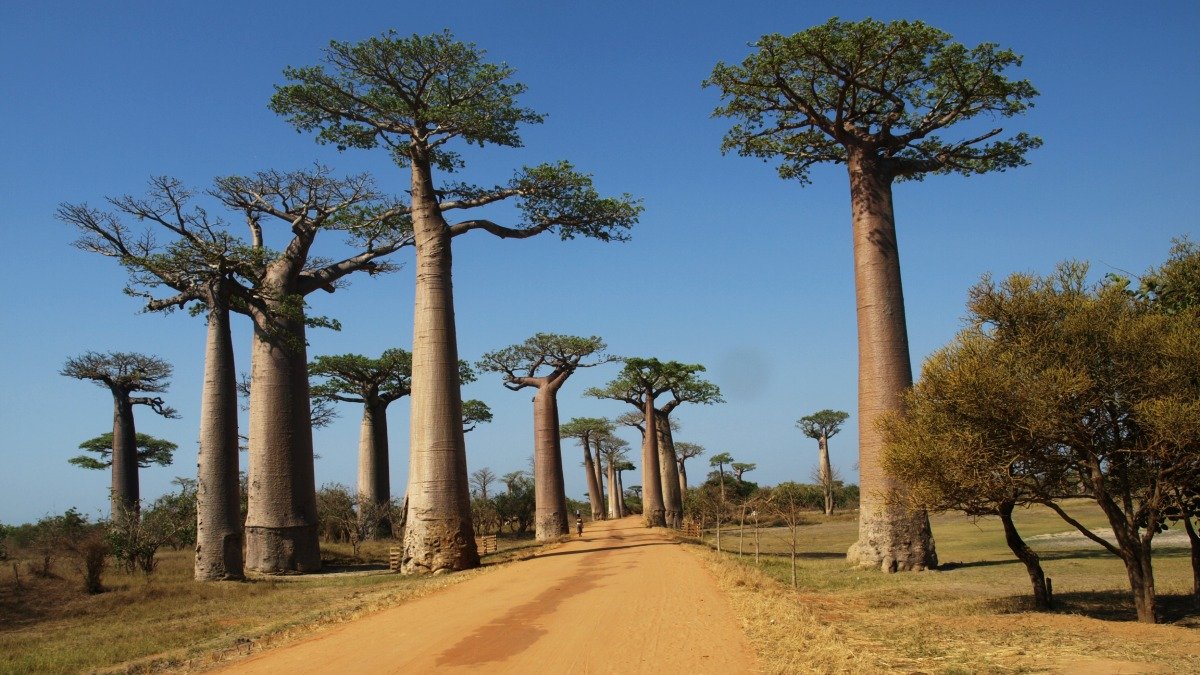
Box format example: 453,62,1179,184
218,517,756,674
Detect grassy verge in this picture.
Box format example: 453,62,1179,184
690,500,1199,673
0,534,542,674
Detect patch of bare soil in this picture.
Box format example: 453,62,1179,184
211,518,756,673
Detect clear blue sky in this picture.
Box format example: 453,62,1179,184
1,1,1196,525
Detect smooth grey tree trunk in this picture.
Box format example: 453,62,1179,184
845,150,937,573
194,302,244,580
592,446,607,519
606,461,621,518
532,386,569,540
358,399,391,538
402,159,478,573
677,459,688,499
245,310,321,573
110,392,139,524
641,391,666,527
583,438,604,521
657,416,683,528
818,435,834,516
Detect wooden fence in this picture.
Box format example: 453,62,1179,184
682,521,701,538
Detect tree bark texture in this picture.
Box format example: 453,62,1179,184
640,391,666,527
194,303,244,580
844,150,937,573
358,399,391,538
607,461,622,518
656,414,683,528
818,435,834,516
401,160,478,572
245,309,321,573
677,458,689,498
998,502,1049,610
532,387,569,540
583,438,604,521
110,392,139,525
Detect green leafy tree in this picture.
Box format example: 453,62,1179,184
674,441,705,495
707,452,734,503
69,432,176,470
272,29,641,573
797,409,849,515
480,334,615,540
61,352,178,525
707,18,1041,572
561,417,616,521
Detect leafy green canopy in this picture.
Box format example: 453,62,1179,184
586,358,723,411
560,417,615,442
310,349,476,403
797,409,849,440
271,30,641,242
69,432,177,470
479,333,613,389
705,17,1041,183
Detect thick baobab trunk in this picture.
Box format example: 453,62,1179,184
583,438,605,521
998,502,1049,610
618,470,628,515
358,399,391,538
194,303,244,580
110,392,139,524
845,150,937,572
818,435,834,516
677,459,688,497
657,416,683,528
245,309,321,573
607,461,621,518
592,446,607,518
402,161,478,573
641,391,666,527
531,387,569,540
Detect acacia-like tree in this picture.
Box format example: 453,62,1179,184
311,350,477,537
470,467,497,501
480,334,613,540
561,417,615,521
589,359,722,528
272,30,641,572
61,352,178,524
797,409,849,515
674,441,705,496
707,17,1040,572
708,452,734,504
70,432,177,470
885,263,1200,622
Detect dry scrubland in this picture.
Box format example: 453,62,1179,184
697,500,1199,673
3,502,1198,673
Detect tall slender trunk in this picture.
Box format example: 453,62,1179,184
402,158,477,572
532,386,568,540
818,434,834,516
583,438,604,521
998,501,1049,610
110,391,138,524
1184,516,1200,606
845,149,937,573
358,398,391,538
592,446,606,518
618,471,627,515
245,306,321,573
641,390,666,527
606,461,620,518
657,414,683,528
195,301,244,580
677,458,688,498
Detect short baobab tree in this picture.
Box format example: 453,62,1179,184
708,452,734,503
597,433,631,518
561,417,615,521
731,462,756,483
675,441,705,495
272,29,641,573
479,334,615,540
708,18,1040,571
61,351,179,523
797,409,849,515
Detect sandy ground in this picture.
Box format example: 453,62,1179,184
217,517,756,674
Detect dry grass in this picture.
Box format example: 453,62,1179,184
0,534,540,674
691,500,1200,674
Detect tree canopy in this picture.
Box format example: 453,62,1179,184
69,432,177,470
797,410,849,440
705,17,1041,184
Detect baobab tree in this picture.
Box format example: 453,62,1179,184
561,417,615,521
590,359,722,528
731,462,756,483
272,30,641,572
598,434,631,518
470,468,497,501
708,452,734,504
675,441,705,495
311,350,477,537
797,409,850,515
70,432,176,471
479,334,614,540
707,18,1040,571
61,352,178,524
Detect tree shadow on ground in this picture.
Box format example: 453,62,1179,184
940,547,1189,571
988,590,1199,626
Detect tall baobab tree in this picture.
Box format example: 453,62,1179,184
597,433,631,518
707,18,1039,571
480,334,614,539
561,417,615,521
591,359,722,527
708,452,734,503
797,409,850,515
272,30,641,572
310,350,477,537
675,441,705,495
61,352,178,524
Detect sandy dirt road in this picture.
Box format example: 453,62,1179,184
219,517,756,674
